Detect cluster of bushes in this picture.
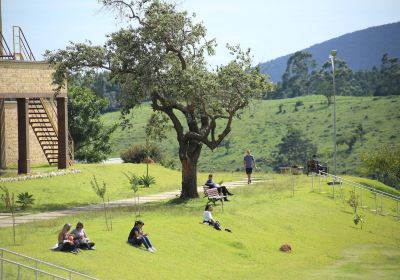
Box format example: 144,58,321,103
120,143,164,163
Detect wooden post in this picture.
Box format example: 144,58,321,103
17,98,30,174
0,99,6,169
57,97,69,169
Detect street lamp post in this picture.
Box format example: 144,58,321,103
329,50,337,177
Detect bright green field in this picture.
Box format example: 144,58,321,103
101,95,400,175
0,163,240,212
0,175,399,279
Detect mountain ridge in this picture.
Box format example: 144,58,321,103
260,21,400,82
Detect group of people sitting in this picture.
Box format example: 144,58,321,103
57,222,95,253
56,174,233,254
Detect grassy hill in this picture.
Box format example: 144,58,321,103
101,95,400,176
1,176,399,279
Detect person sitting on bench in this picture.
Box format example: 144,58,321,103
205,174,233,201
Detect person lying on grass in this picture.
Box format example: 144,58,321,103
71,222,95,250
202,204,232,232
205,174,234,201
57,223,78,253
128,220,156,253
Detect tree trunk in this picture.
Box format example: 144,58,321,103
180,140,202,199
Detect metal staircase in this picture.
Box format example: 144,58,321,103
1,26,74,166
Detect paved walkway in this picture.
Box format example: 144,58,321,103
0,178,266,228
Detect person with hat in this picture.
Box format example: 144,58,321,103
128,220,156,253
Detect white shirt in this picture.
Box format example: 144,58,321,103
203,210,213,222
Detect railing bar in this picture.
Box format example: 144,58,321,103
0,258,69,280
318,171,400,201
0,248,97,279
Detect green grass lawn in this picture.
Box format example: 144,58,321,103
1,175,399,279
0,163,241,212
101,95,400,176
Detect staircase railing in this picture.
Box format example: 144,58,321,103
0,33,14,59
42,98,75,166
0,248,98,280
12,26,35,61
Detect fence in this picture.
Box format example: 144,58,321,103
310,172,400,219
0,248,98,280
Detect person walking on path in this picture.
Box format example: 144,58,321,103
243,150,256,184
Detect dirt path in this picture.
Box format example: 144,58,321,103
0,178,266,228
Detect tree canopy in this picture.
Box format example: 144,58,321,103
45,0,272,198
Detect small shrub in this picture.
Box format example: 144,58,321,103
309,104,314,109
295,101,304,107
121,143,164,163
139,174,156,188
16,192,35,210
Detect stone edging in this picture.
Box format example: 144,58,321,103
0,169,81,183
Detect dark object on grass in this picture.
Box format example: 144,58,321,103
279,244,292,252
225,228,232,233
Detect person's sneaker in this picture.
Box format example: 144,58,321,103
148,247,154,253
224,198,230,201
151,247,156,251
228,192,234,196
250,179,252,183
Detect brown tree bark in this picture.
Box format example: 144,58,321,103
179,140,202,199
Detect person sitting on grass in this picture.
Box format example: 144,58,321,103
128,220,156,253
202,205,232,232
57,223,78,253
205,174,234,201
71,222,95,250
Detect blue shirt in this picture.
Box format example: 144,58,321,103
244,155,254,168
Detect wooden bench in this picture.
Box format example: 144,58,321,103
203,186,226,211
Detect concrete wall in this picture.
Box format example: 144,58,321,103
4,102,48,165
0,60,67,98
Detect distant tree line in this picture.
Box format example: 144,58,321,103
268,51,400,102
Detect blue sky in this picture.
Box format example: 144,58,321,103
2,0,400,67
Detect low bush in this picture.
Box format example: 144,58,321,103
120,144,164,163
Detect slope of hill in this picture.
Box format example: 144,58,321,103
260,22,400,82
101,95,400,176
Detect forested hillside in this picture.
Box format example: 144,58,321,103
102,95,400,176
260,22,400,82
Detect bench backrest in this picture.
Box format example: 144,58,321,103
205,188,219,198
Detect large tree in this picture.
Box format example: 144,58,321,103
45,0,271,198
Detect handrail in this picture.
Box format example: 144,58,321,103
12,26,35,61
0,248,98,279
0,257,68,280
317,171,400,202
0,33,14,59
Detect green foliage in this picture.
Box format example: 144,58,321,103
272,128,317,170
90,175,111,231
139,174,156,188
90,175,107,199
68,86,116,162
271,52,400,101
120,143,164,163
347,190,359,213
1,177,399,279
0,186,16,244
45,0,272,198
353,213,364,229
16,192,35,210
102,95,400,177
360,144,400,190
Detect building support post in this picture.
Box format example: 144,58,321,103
17,98,30,174
0,99,6,169
57,97,68,169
